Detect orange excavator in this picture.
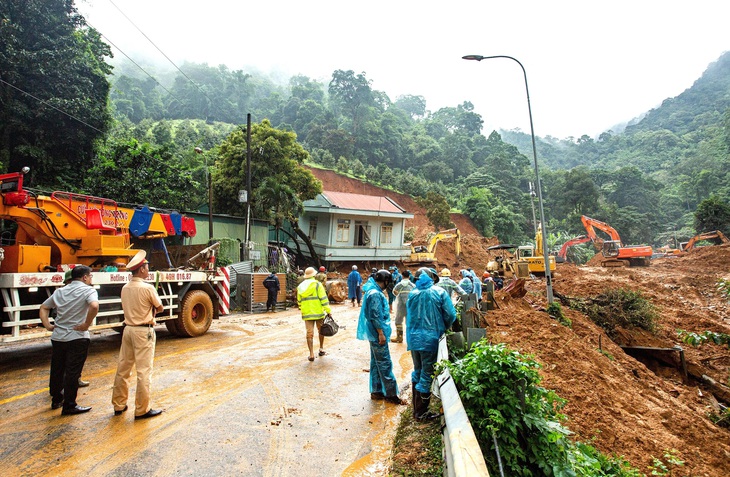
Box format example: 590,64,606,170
580,215,653,267
680,230,729,252
556,235,591,263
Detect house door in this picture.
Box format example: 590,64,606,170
355,221,371,246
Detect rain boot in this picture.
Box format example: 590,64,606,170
411,382,420,418
416,392,439,421
391,329,403,343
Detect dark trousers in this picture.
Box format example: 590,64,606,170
49,338,90,410
368,341,399,397
351,286,362,305
266,290,277,310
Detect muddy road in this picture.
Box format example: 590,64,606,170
0,303,413,476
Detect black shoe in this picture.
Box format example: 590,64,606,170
51,401,63,410
370,392,385,400
114,405,128,416
135,409,163,420
78,379,90,387
384,395,407,405
62,405,91,415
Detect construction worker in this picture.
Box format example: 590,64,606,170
315,266,327,284
391,270,414,343
435,268,466,302
406,267,456,420
297,267,331,362
468,267,482,301
458,269,474,295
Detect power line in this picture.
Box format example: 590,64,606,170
85,21,183,105
107,0,222,117
0,78,106,135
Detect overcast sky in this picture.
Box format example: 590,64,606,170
77,0,729,140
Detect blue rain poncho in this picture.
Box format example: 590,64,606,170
356,277,392,342
406,273,457,352
458,269,474,294
347,270,362,299
469,269,482,299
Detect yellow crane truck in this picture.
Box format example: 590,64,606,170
0,168,230,344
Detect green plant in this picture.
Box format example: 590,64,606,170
707,407,730,429
677,329,730,349
547,302,572,327
442,341,641,476
648,449,684,476
573,288,658,339
390,405,443,475
404,226,417,243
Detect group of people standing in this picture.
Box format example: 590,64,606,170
302,264,466,420
40,250,164,419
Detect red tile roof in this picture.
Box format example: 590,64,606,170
322,191,406,213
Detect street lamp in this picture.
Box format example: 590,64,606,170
462,54,554,304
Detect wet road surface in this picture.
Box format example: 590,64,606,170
0,302,414,476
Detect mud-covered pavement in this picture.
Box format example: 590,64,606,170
0,302,413,476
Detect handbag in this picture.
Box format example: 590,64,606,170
320,313,339,336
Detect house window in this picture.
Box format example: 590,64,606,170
308,217,318,241
381,222,393,244
337,219,350,242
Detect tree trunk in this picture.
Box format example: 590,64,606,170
289,219,321,267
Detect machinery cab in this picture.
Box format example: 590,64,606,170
602,240,622,258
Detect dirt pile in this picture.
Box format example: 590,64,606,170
311,167,730,475
489,247,730,475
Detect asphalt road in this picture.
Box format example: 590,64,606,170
0,302,414,476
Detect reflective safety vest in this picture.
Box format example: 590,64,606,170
297,278,331,320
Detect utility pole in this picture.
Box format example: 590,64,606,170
245,113,252,259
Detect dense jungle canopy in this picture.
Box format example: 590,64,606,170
1,1,729,252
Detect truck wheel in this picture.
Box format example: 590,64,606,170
164,318,181,336
177,290,214,337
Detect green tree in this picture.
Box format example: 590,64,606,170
462,188,496,236
694,196,730,234
416,192,453,231
328,70,378,135
0,0,113,186
85,138,199,210
213,120,322,260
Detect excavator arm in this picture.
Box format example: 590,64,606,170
581,215,622,245
682,230,730,252
557,235,591,261
427,228,461,258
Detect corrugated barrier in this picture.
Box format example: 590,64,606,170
436,334,491,476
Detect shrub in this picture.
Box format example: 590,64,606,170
442,341,641,476
578,289,658,339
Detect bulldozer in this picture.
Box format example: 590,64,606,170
405,228,461,266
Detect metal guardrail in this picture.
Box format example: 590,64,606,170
436,334,490,476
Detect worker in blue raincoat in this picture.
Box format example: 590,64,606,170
468,267,482,301
406,267,456,420
458,269,474,295
356,271,406,405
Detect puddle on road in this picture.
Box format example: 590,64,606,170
340,401,404,477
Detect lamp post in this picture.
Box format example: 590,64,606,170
462,54,554,304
